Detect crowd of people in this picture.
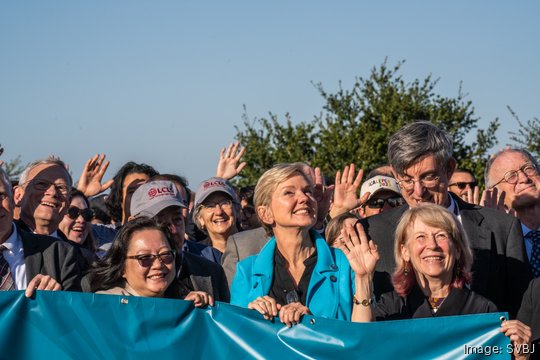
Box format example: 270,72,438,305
1,121,539,358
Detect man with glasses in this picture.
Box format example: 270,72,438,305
356,121,530,317
129,180,229,302
357,174,404,218
485,148,540,278
14,156,72,238
448,169,478,203
0,166,81,294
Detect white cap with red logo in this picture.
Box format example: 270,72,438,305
130,180,186,218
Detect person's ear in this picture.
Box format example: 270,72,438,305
257,205,274,225
401,243,410,262
13,185,24,207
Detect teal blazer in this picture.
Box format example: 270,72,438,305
230,231,355,321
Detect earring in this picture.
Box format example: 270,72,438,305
403,263,410,276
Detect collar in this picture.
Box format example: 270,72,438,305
447,195,459,216
2,222,21,252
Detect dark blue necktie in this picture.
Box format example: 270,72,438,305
526,230,540,278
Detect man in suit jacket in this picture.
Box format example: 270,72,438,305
130,180,230,302
221,226,269,287
485,148,540,278
1,167,81,295
331,122,531,317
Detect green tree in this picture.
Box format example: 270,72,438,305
508,106,540,158
234,60,499,186
2,154,25,181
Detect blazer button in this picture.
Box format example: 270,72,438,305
253,283,258,289
330,275,337,282
330,264,337,270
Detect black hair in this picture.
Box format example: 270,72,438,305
105,162,159,223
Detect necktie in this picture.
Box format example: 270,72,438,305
526,230,540,278
0,245,15,290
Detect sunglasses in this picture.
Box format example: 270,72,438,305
366,196,405,209
127,251,176,267
449,182,477,190
67,206,94,222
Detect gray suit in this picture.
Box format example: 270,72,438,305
360,194,532,318
221,227,269,287
19,227,82,291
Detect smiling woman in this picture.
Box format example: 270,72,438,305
193,177,241,258
89,217,176,298
230,163,372,326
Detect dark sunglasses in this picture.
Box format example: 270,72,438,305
127,251,176,267
67,207,94,222
449,181,477,190
366,196,405,209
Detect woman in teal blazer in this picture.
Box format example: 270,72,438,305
231,163,377,326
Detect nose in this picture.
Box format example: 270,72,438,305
213,204,225,215
413,181,425,198
44,183,59,196
426,235,440,249
516,169,531,183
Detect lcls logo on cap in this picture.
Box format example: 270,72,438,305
203,180,226,190
368,178,392,187
147,184,174,199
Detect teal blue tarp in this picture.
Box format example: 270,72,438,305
0,291,511,359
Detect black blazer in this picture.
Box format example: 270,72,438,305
360,194,532,318
19,226,82,291
374,285,497,321
517,278,540,360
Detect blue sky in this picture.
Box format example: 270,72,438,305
1,1,539,187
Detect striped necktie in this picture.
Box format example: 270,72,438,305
526,230,540,278
0,245,15,290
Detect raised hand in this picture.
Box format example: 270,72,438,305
480,187,515,215
77,154,113,197
329,164,365,218
215,143,247,180
461,185,480,205
340,221,379,279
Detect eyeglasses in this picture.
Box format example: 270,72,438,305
491,163,538,188
67,206,94,222
127,251,176,267
201,199,233,212
27,179,70,196
365,196,405,209
449,181,477,190
396,174,441,192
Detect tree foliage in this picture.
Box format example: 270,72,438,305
2,155,26,181
508,106,540,158
234,60,499,186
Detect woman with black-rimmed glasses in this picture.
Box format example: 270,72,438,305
88,217,212,306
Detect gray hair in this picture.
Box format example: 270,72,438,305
388,121,453,176
0,166,12,197
18,156,72,187
484,148,540,188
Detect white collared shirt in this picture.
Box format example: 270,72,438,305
447,196,462,223
2,223,28,289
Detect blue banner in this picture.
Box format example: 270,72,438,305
0,291,511,359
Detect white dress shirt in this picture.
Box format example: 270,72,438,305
2,223,28,289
